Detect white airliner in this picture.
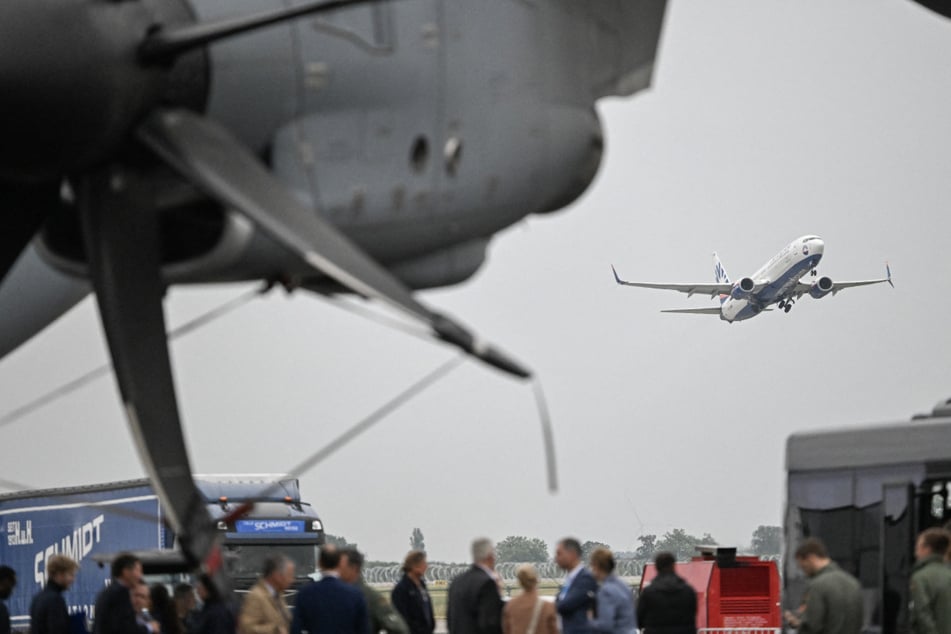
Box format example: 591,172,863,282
611,235,892,323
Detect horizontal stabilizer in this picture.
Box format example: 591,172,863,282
660,307,722,315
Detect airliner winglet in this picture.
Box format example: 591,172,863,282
610,264,624,286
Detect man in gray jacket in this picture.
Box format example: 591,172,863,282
784,538,863,634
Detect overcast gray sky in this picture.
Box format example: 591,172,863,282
2,0,951,564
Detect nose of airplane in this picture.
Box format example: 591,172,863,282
811,238,824,255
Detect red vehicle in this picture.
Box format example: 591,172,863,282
640,546,781,630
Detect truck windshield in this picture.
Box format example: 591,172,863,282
224,543,317,578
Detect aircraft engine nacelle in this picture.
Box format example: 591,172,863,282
37,204,489,291
809,276,834,299
730,277,755,300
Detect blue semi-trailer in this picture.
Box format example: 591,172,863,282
0,475,325,630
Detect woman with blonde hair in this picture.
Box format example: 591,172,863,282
30,555,79,634
502,565,557,634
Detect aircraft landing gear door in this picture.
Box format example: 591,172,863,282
881,483,914,634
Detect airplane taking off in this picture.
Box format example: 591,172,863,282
611,235,893,323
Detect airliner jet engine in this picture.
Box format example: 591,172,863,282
809,277,835,299
730,277,756,299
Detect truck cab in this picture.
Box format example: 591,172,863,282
196,476,325,592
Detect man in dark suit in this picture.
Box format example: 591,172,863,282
0,565,16,634
446,538,503,634
292,546,368,634
555,538,597,634
93,553,159,634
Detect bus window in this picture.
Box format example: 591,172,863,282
923,479,950,523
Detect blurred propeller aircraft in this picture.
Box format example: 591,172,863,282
0,0,666,577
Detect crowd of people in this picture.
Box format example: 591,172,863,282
1,529,949,634
448,537,693,634
783,529,951,634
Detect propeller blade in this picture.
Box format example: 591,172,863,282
910,0,951,19
77,167,222,575
138,109,531,379
140,0,383,64
532,381,558,493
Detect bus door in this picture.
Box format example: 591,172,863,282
880,483,914,634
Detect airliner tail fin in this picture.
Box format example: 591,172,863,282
713,252,730,305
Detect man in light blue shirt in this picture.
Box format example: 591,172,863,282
588,548,636,634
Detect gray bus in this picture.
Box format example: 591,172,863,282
784,401,951,634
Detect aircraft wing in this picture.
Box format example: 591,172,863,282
660,307,722,315
793,265,894,297
612,265,731,298
579,0,668,99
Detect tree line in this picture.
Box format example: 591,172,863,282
324,525,782,578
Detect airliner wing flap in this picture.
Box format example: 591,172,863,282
611,266,730,297
660,307,722,315
628,282,729,297
828,278,892,294
794,264,893,297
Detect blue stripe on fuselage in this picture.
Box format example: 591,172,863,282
755,254,822,304
735,302,761,321
723,253,823,322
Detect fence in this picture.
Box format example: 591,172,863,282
697,627,782,634
362,559,643,584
